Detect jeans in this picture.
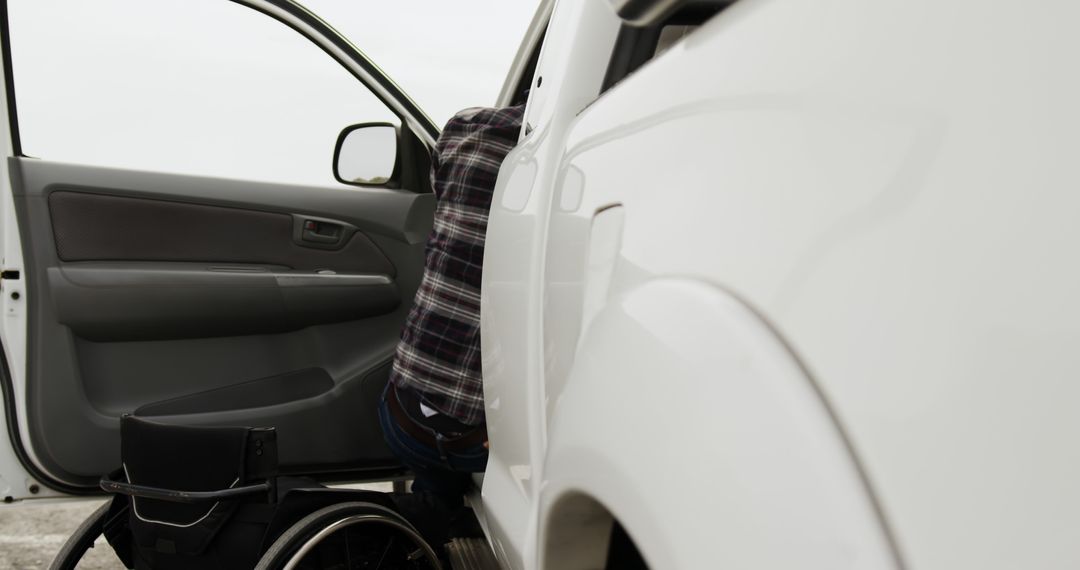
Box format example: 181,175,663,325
377,385,488,508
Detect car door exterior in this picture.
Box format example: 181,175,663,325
481,1,899,568
0,0,439,500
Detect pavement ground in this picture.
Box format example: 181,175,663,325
0,499,118,570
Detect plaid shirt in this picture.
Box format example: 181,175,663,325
389,105,525,426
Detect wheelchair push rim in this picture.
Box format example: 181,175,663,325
256,501,443,570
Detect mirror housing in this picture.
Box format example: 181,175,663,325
333,122,399,187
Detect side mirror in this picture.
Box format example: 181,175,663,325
333,122,398,186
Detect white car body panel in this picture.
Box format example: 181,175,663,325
480,1,622,567
485,0,1080,568
0,23,56,500
541,278,895,569
0,0,1075,568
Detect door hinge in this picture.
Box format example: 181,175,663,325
0,270,20,280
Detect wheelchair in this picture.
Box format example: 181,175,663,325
49,415,449,570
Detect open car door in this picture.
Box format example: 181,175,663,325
0,0,440,499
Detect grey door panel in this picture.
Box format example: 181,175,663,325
134,361,398,474
49,263,398,341
74,317,405,421
11,159,430,485
48,191,395,272
14,160,435,245
133,367,335,416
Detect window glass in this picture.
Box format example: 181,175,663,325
303,0,539,128
9,0,399,188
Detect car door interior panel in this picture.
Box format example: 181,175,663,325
9,158,431,484
47,191,395,271
48,264,399,341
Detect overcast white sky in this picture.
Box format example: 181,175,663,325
7,0,538,188
302,1,539,124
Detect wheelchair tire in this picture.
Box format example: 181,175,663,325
255,501,443,570
48,501,110,570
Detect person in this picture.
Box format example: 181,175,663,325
378,104,526,512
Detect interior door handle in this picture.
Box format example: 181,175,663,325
291,214,357,250
301,219,343,244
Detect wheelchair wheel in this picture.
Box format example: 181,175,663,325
255,501,443,570
48,502,110,570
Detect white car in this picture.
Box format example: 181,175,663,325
2,0,1078,568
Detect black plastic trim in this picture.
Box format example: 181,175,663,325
290,213,359,250
101,473,271,504
0,0,21,157
397,121,433,196
601,25,659,94
609,0,686,27
601,1,732,94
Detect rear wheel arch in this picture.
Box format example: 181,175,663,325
541,491,648,570
540,277,904,568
